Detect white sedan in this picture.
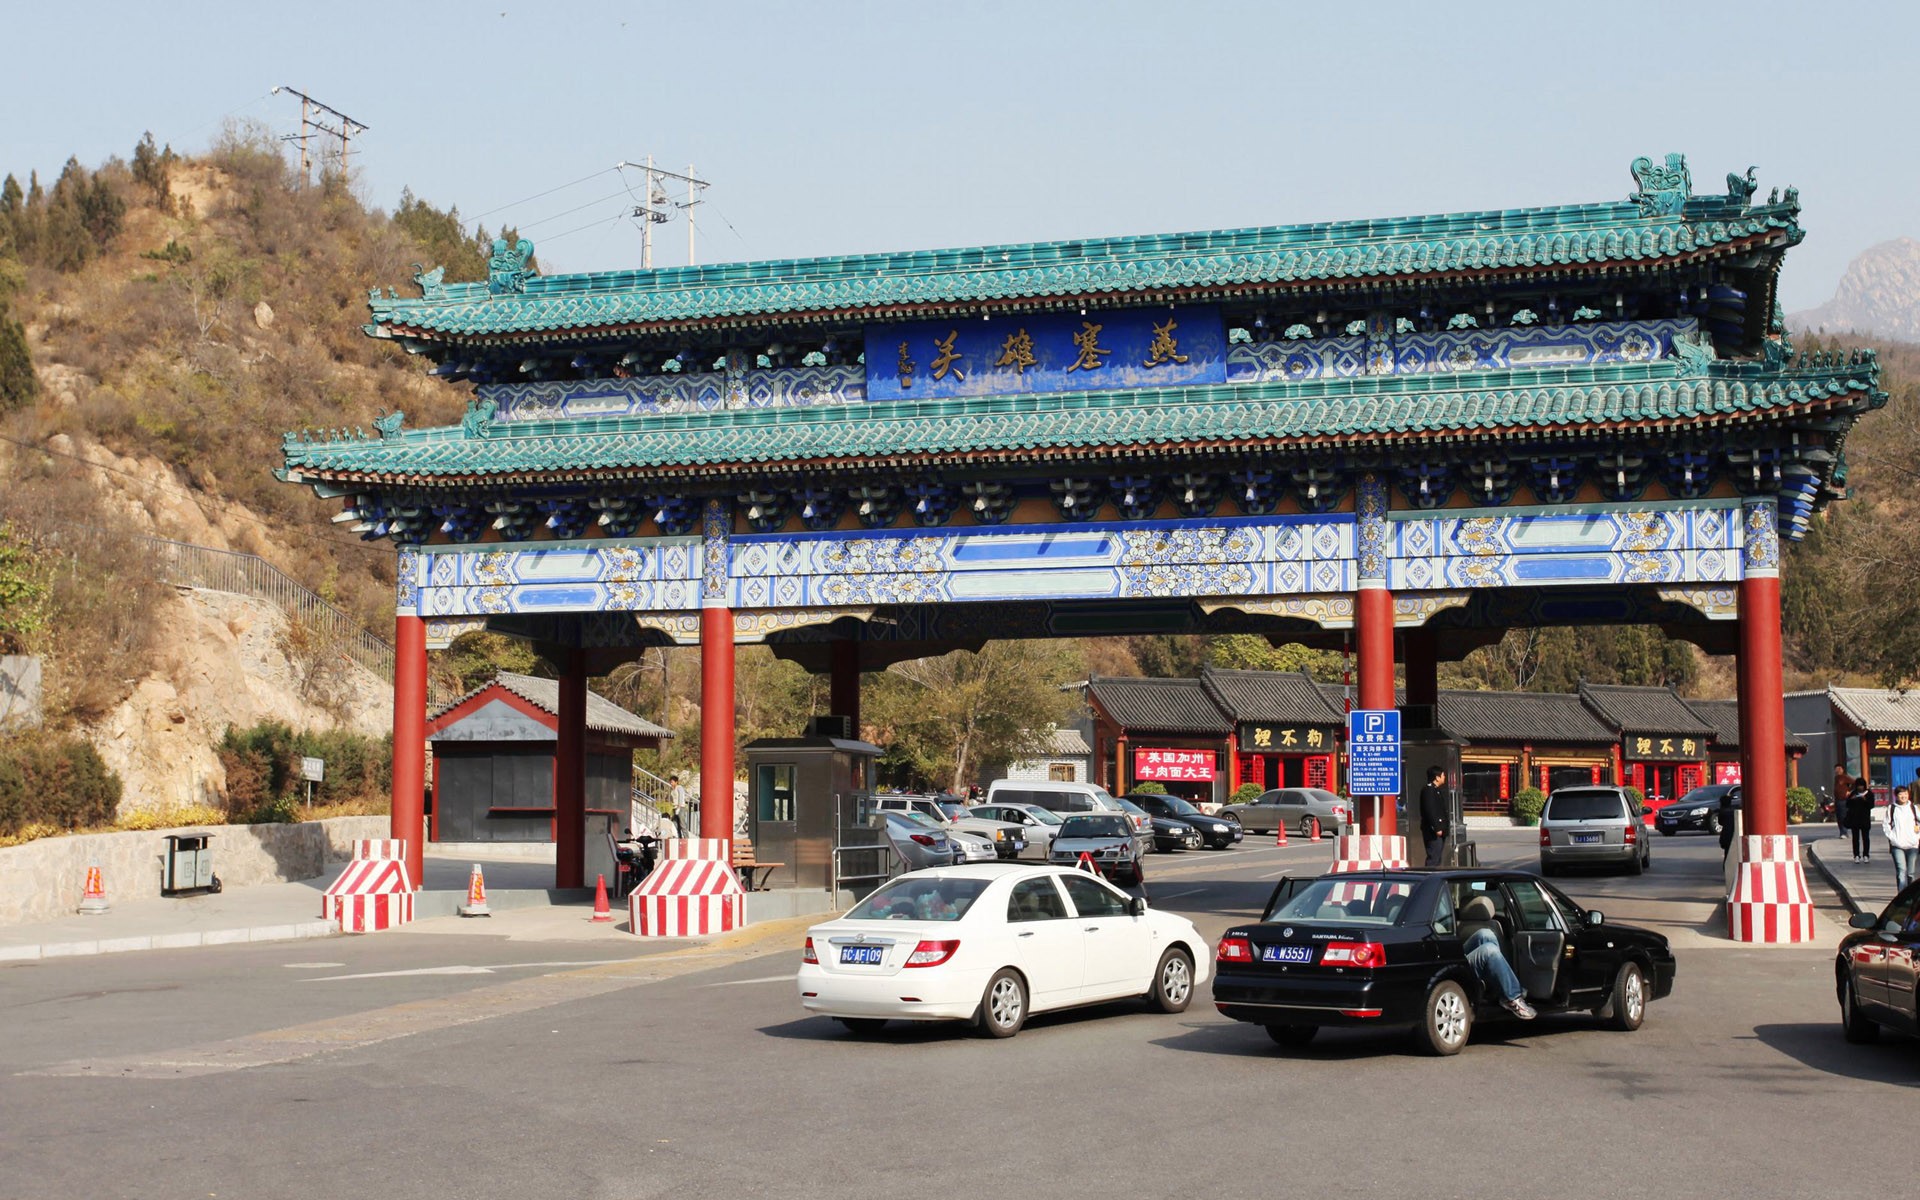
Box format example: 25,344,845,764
796,864,1210,1037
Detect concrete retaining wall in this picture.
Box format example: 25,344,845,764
0,816,388,926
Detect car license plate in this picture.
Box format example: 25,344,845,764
839,946,884,965
1571,832,1601,844
1262,945,1314,964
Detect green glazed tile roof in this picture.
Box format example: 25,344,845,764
281,357,1878,484
369,193,1802,342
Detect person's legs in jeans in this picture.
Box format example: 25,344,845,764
1464,927,1529,1013
1894,847,1918,891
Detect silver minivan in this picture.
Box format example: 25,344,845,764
1539,786,1651,876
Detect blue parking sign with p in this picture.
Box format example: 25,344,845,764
1347,709,1402,796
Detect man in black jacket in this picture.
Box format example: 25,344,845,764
1419,766,1451,867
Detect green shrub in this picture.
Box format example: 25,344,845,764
0,734,122,834
1624,786,1646,811
1130,781,1167,795
1786,786,1818,822
1511,786,1547,826
1231,782,1263,804
217,721,391,822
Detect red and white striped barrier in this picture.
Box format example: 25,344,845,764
352,839,407,862
1727,834,1818,944
1329,834,1409,873
662,838,732,862
322,851,416,934
629,854,746,937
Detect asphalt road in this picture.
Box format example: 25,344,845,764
1,829,1911,1200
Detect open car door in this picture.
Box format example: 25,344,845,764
1502,878,1567,1000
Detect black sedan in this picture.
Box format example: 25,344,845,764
1115,798,1201,852
1212,869,1677,1055
1655,784,1738,836
1836,880,1920,1044
1124,793,1244,849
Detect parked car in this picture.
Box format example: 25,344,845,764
877,811,958,872
1218,787,1351,837
948,828,1000,864
1539,786,1651,875
1836,880,1920,1044
796,864,1210,1037
875,794,1027,860
1115,797,1202,852
1212,869,1676,1055
1049,813,1147,885
1124,792,1244,849
1655,784,1738,836
985,780,1150,838
970,801,1065,859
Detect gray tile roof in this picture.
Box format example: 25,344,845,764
1827,687,1920,735
1202,668,1345,726
1684,698,1808,751
1089,676,1231,734
431,671,673,740
1577,683,1714,736
1436,689,1619,745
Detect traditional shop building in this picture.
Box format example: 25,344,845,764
991,726,1095,784
1788,686,1920,800
282,155,1880,942
1574,683,1714,802
1204,668,1344,794
1437,689,1620,812
1689,697,1806,787
1087,676,1232,805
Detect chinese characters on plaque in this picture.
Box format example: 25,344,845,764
1871,733,1920,751
1133,748,1218,783
1627,736,1701,761
1238,724,1334,753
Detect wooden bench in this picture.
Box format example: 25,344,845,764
732,839,785,891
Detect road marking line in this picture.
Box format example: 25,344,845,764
281,962,345,969
700,974,793,987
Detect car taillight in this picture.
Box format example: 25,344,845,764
1216,935,1253,963
1540,827,1551,847
910,833,937,846
1321,941,1384,968
1624,823,1638,844
904,940,959,968
802,937,818,964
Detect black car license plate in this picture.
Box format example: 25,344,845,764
1262,945,1314,964
839,946,884,965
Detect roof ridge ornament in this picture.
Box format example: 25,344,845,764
1725,166,1758,209
1629,154,1691,217
374,410,406,438
487,238,536,295
411,263,447,300
462,396,498,438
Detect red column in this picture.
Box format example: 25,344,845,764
1356,586,1397,836
830,639,861,735
1735,638,1752,798
555,649,587,889
391,614,428,888
1740,575,1787,838
700,604,735,842
1403,628,1438,712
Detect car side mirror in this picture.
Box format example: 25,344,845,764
1129,897,1149,917
1849,912,1880,930
1639,805,1653,816
1585,910,1605,927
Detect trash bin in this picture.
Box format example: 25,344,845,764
161,833,221,895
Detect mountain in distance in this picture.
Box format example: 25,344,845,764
1792,237,1920,344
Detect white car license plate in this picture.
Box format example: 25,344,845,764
1262,945,1314,964
1571,833,1601,844
839,946,884,965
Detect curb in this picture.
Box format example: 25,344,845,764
0,919,337,962
1804,841,1864,915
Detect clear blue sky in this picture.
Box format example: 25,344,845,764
4,1,1914,310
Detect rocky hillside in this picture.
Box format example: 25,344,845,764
1793,238,1920,344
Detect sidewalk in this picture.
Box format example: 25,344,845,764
1804,826,1900,916
0,853,574,962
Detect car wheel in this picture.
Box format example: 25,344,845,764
1704,814,1720,836
835,1018,887,1037
1840,976,1880,1044
1626,852,1644,877
1604,961,1647,1032
1148,948,1194,1013
978,969,1028,1039
1414,980,1472,1056
1265,1024,1318,1049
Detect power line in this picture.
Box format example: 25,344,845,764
272,86,368,187
470,165,621,223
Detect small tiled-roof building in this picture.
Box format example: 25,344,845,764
990,725,1095,786
1087,676,1233,804
1577,683,1715,802
1683,698,1808,786
1786,686,1920,800
1204,667,1345,794
426,672,672,877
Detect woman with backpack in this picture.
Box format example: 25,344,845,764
1881,786,1918,890
1843,777,1875,863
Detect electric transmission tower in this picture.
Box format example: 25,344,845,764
273,86,369,186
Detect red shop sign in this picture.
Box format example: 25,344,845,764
1134,748,1216,782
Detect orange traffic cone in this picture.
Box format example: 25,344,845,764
458,863,492,917
1275,821,1289,848
1308,816,1323,842
78,862,110,915
590,873,614,922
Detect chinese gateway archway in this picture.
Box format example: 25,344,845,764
282,156,1881,943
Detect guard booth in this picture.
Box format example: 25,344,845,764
1398,705,1474,867
743,732,880,891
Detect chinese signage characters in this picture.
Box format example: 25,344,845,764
1238,723,1335,753
1626,735,1701,761
866,306,1227,402
1134,748,1217,783
1871,733,1920,752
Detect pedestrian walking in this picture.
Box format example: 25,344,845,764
667,773,692,837
1842,777,1875,863
1882,786,1918,891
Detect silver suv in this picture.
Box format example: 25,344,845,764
1539,787,1651,876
